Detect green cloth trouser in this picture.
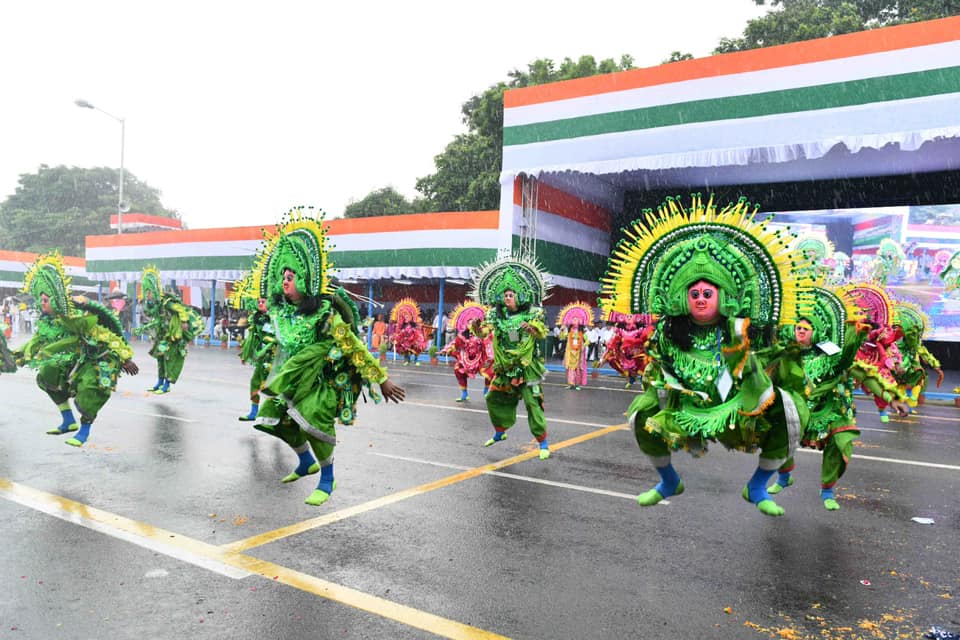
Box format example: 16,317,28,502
485,384,547,442
778,428,859,489
152,342,186,383
253,387,338,467
37,361,112,424
249,362,268,404
633,390,793,465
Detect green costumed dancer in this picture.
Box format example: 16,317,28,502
229,273,275,421
137,266,202,394
600,195,813,517
892,301,943,411
0,319,17,373
251,207,405,506
13,252,139,446
767,286,906,510
470,253,552,460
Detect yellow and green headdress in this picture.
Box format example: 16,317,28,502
600,194,813,330
253,206,333,300
892,300,931,345
22,251,73,315
470,252,551,308
793,233,834,283
139,265,164,302
227,271,261,313
795,286,862,347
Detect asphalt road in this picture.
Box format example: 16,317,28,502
1,341,957,639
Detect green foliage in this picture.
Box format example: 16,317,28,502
0,165,179,256
662,51,695,64
414,54,636,212
344,186,417,218
714,0,960,53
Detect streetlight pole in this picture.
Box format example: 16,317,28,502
75,99,126,235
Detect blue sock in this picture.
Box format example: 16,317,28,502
746,467,777,504
777,471,792,487
294,449,317,476
317,463,334,494
73,423,92,444
491,431,506,442
58,408,77,431
246,403,258,419
653,463,681,498
483,385,489,396
820,487,835,501
151,377,162,391
459,389,468,400
160,379,170,392
539,439,549,450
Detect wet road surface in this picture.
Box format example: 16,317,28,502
1,342,958,639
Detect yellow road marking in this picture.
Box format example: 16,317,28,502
223,423,628,553
0,478,508,640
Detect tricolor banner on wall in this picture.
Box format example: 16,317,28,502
0,250,98,292
501,17,960,179
84,211,503,284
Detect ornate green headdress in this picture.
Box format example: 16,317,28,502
798,286,862,347
253,206,333,300
600,194,813,328
470,252,551,307
22,251,73,315
793,233,834,283
892,300,931,342
139,265,163,302
227,272,259,312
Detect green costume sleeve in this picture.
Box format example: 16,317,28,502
326,312,388,385
917,344,941,369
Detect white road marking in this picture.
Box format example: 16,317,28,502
370,452,642,501
402,400,616,428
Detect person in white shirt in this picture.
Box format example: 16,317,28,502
586,325,601,362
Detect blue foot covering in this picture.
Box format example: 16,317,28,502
65,423,92,447
239,403,259,421
281,449,320,483
743,467,785,516
653,463,681,498
47,408,78,435
483,431,507,447
317,463,335,495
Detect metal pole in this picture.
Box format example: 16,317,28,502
209,279,217,346
118,118,125,235
367,280,374,349
436,277,445,348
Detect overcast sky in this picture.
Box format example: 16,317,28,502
0,1,768,230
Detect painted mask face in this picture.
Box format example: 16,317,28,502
282,269,301,302
794,321,814,347
687,280,720,325
503,290,518,312
257,298,268,313
40,293,53,315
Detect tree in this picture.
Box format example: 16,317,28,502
662,51,695,64
344,186,418,218
414,55,637,212
714,0,960,53
0,165,179,256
